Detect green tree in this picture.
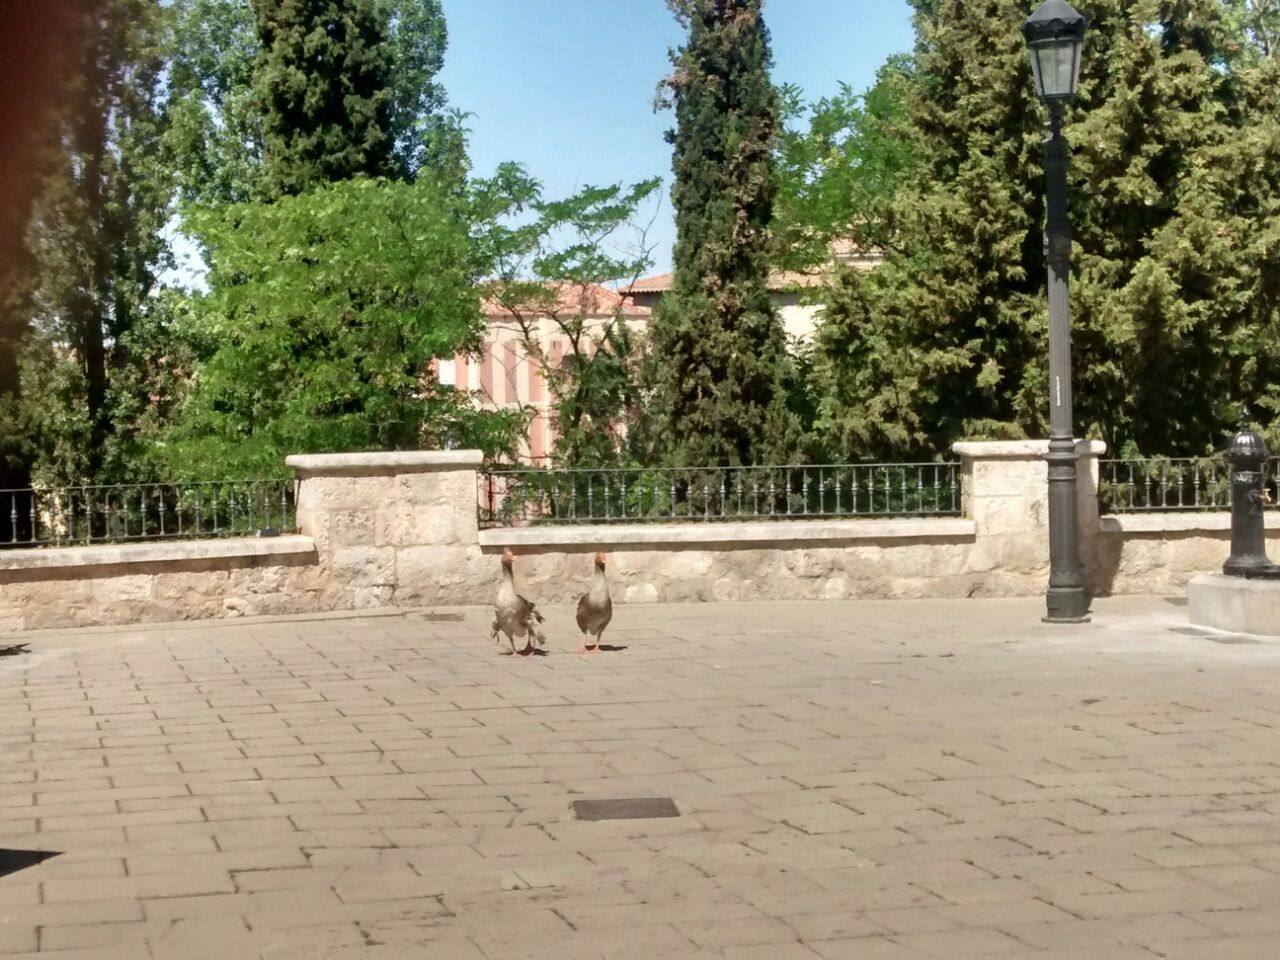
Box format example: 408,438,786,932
813,0,1248,459
1141,37,1280,450
774,58,916,271
160,177,522,478
170,0,459,204
0,4,89,527
251,0,395,198
17,0,174,484
474,166,662,467
383,0,463,180
1228,0,1280,58
650,0,799,467
100,291,205,483
1068,0,1245,455
168,0,264,204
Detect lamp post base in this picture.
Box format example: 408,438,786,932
1044,587,1091,624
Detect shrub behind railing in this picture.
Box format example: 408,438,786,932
1098,457,1280,513
0,480,296,548
479,463,961,528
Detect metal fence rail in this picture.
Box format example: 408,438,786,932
0,480,297,548
1098,457,1280,513
479,463,962,528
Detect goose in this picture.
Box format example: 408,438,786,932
575,552,613,654
492,548,546,655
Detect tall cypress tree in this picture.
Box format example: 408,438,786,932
651,0,798,467
813,0,1041,458
1138,31,1280,449
251,0,395,198
813,0,1246,459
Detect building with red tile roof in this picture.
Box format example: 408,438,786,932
444,244,881,461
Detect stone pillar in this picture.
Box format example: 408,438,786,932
953,440,1105,596
287,451,487,609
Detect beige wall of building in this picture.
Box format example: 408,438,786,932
440,287,648,461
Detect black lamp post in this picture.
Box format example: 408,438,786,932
1023,0,1090,623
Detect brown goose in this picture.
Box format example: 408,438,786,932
492,548,546,655
575,552,613,654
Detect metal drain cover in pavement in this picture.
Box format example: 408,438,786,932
572,798,680,822
0,849,59,879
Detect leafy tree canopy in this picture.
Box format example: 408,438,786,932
14,0,174,486
812,0,1275,460
159,177,522,478
475,166,662,467
774,58,916,272
170,0,461,204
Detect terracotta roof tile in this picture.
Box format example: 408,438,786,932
621,247,883,298
480,282,650,318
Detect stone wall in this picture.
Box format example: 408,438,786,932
0,537,323,632
288,450,490,609
483,519,980,605
0,441,1255,633
1094,513,1280,596
957,440,1104,598
477,441,1113,605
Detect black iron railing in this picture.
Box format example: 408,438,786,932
1098,457,1280,513
0,480,297,548
479,463,962,528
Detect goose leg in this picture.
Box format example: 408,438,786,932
578,634,591,655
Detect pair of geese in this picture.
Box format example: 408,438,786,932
492,548,613,655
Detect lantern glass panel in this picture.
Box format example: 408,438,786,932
1030,37,1083,100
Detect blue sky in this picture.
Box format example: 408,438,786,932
439,0,916,274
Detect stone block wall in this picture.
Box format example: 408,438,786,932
0,440,1255,633
0,537,323,632
485,519,982,605
954,440,1104,598
1093,513,1280,596
288,451,492,609
478,441,1114,606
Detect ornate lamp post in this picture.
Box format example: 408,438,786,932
1023,0,1090,623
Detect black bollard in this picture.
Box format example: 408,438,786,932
1223,411,1278,578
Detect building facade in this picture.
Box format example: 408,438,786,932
438,285,649,461
441,246,881,461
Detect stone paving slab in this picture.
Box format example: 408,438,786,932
3,596,1280,958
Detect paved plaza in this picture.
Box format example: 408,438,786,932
3,596,1280,959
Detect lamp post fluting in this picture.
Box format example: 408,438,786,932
1023,0,1090,623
